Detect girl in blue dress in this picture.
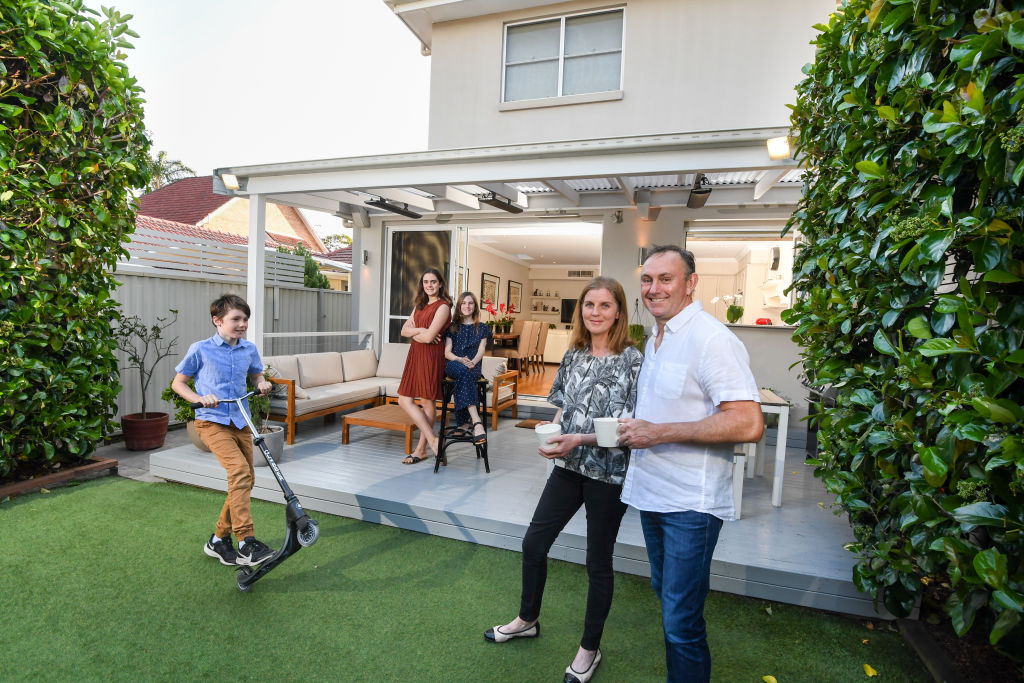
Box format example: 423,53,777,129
444,292,492,444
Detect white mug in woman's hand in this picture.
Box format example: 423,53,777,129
535,423,562,452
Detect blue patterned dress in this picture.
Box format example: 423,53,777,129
445,322,492,424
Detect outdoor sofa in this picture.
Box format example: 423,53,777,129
264,343,519,444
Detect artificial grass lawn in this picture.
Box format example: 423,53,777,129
1,478,929,681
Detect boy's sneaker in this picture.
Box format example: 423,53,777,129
237,536,275,566
203,534,238,566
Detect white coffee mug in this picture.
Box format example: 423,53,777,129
593,417,619,448
535,423,562,452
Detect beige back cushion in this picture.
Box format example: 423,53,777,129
376,342,410,378
297,352,345,388
341,349,378,381
263,356,310,399
263,355,298,382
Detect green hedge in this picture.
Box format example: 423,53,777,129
787,0,1024,648
0,1,150,479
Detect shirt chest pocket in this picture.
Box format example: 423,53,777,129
653,361,687,399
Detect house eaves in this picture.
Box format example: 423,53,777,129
213,128,802,225
385,0,566,49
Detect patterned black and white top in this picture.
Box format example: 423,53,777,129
548,345,644,485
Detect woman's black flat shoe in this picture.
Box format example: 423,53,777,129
472,421,487,445
484,621,539,643
564,649,601,683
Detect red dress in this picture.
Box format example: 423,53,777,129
397,299,447,400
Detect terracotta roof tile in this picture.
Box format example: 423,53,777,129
137,176,232,225
135,215,285,248
324,246,353,264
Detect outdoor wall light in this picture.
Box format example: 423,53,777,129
361,249,369,265
686,173,711,209
479,192,524,214
766,136,792,160
365,196,422,219
221,173,240,190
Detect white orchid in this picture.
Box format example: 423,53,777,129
710,292,743,305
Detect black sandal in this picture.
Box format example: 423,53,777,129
472,421,487,445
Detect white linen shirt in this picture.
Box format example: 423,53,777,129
620,301,760,521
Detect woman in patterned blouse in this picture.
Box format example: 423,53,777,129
484,276,643,683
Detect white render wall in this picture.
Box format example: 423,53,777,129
427,0,834,149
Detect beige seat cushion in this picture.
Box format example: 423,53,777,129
297,352,345,388
270,384,379,416
376,342,410,379
341,349,378,381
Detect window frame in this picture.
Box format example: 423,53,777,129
500,7,625,105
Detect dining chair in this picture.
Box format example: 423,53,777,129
495,320,536,375
510,317,525,338
532,323,550,370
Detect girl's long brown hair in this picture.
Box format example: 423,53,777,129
448,291,483,336
413,268,453,310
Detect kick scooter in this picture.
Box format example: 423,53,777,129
191,391,319,592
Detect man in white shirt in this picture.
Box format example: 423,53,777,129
618,245,763,683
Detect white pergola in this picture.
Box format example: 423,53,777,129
213,127,801,350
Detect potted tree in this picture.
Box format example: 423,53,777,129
114,310,179,450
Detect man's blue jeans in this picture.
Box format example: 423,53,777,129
640,510,723,683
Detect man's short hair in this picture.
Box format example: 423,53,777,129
210,294,250,319
645,245,696,276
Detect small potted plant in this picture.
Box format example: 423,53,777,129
161,378,210,452
113,309,179,450
711,292,745,324
248,371,286,465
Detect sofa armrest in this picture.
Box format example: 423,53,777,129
268,377,295,414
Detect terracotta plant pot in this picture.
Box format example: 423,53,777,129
121,412,169,451
186,421,211,452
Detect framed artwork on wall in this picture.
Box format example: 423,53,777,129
481,272,499,305
507,280,522,313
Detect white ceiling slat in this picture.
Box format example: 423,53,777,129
753,169,789,200
615,176,636,204
541,179,580,205
444,185,481,209
367,187,436,211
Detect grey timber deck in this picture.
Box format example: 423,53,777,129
150,415,889,619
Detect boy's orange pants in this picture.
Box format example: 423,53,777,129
195,420,255,542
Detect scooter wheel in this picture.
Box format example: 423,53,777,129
298,518,320,547
236,567,253,592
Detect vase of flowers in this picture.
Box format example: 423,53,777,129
711,292,744,324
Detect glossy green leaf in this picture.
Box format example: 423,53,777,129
873,329,897,356
918,339,972,356
906,316,932,339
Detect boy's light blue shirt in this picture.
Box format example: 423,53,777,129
175,334,263,429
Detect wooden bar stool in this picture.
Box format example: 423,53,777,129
435,376,490,473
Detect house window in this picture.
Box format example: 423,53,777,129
503,9,624,103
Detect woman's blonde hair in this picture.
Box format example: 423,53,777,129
568,276,630,354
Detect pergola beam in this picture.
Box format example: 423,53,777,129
541,179,580,205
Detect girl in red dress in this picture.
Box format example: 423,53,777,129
397,268,452,464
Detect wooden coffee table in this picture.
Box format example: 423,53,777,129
341,404,419,454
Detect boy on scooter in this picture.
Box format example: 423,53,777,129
171,294,275,567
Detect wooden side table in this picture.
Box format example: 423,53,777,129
341,404,419,454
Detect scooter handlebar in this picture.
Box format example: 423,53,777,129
188,391,257,409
